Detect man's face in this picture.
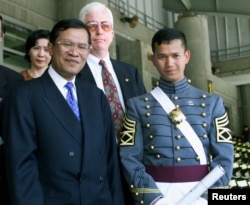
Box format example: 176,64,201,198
84,9,114,56
151,39,190,83
48,28,90,81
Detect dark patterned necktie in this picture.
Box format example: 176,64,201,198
65,82,80,121
99,60,124,139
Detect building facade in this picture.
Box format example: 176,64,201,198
1,0,248,136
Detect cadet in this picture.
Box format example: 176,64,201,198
119,27,234,205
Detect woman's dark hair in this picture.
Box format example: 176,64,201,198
24,29,50,62
0,15,6,36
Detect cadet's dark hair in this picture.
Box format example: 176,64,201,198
151,27,187,53
49,18,91,45
24,29,50,62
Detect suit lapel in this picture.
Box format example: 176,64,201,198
79,63,96,85
42,72,82,144
111,59,132,102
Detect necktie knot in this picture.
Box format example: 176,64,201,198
99,60,106,68
65,81,74,90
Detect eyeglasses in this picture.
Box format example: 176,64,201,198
86,21,113,32
56,40,91,54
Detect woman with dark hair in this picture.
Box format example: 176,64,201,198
20,29,51,80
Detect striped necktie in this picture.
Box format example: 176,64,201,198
65,82,80,121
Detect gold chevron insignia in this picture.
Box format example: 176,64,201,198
215,112,232,143
120,115,136,146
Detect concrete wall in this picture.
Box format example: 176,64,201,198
0,0,56,30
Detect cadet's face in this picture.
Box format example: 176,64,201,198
48,28,90,81
151,39,190,83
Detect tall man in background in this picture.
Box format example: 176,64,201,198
79,2,146,139
79,3,146,204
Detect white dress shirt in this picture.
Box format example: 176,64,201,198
86,54,125,111
48,65,78,101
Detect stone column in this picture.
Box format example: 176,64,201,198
175,13,212,92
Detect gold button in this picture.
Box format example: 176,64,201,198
144,97,148,101
176,157,181,162
200,103,206,107
140,201,144,204
150,145,155,150
201,112,206,117
174,96,178,100
156,154,161,158
202,123,207,127
146,113,151,117
196,156,200,161
149,135,153,139
175,135,181,139
203,134,207,138
146,105,150,109
202,94,206,99
146,123,150,128
175,146,180,150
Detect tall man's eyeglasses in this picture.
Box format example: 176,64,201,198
56,40,91,54
86,21,113,32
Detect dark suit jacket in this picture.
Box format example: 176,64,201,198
80,58,146,205
4,70,125,205
0,65,23,205
80,58,147,106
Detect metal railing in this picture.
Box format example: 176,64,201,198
211,44,250,63
108,0,250,63
108,0,166,31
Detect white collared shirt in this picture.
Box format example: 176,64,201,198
87,54,125,110
48,65,78,100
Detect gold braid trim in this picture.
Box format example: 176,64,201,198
215,112,232,143
130,187,162,194
120,114,136,146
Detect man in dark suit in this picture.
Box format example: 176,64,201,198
79,3,146,204
0,14,24,205
79,2,146,137
4,18,125,205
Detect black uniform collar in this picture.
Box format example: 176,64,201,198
158,77,189,94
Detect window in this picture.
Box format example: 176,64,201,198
2,16,34,72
